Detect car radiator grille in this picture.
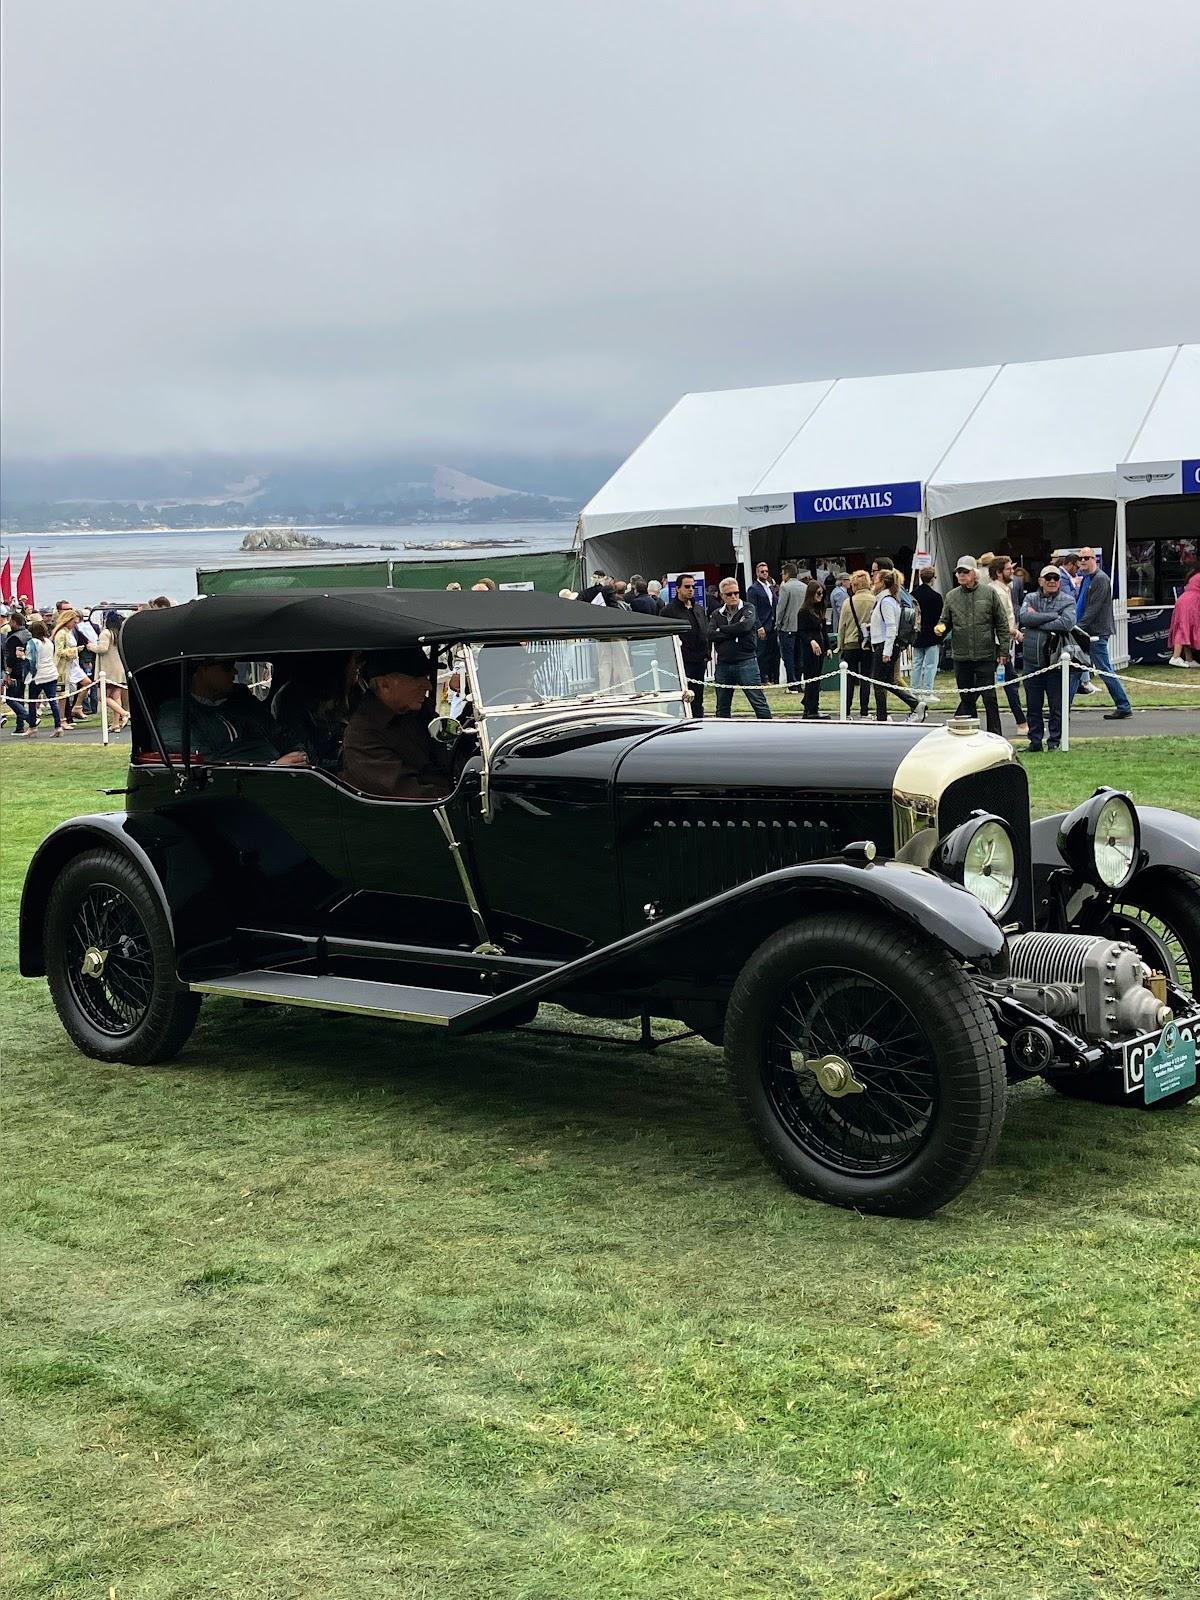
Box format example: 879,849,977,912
648,812,836,912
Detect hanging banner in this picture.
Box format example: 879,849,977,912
1114,460,1182,500
1185,459,1200,494
793,480,922,523
738,482,922,527
735,494,795,530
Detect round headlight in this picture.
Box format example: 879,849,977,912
1057,789,1141,891
1092,794,1138,888
937,814,1018,920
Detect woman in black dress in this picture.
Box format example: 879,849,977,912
796,580,831,720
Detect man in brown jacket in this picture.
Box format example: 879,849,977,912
341,648,453,799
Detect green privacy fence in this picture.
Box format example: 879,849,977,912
197,550,582,596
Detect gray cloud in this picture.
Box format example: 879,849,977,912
3,0,1198,459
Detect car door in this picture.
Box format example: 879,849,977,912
329,762,488,950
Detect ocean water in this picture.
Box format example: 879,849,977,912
0,520,578,609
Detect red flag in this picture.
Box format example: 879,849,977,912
0,557,11,604
15,550,34,609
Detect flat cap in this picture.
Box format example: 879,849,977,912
364,647,431,679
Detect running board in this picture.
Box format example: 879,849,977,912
190,969,487,1026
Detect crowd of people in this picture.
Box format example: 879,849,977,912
568,545,1151,747
5,558,1192,751
2,595,172,737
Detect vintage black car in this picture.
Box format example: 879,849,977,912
19,589,1200,1215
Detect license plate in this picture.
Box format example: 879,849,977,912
1123,1017,1198,1100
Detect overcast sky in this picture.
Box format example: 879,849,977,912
3,0,1198,461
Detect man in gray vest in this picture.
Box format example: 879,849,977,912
774,561,807,694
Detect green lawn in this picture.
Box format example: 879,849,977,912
2,744,1198,1600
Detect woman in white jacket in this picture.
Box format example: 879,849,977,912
868,571,925,724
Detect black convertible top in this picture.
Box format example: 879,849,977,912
121,588,687,674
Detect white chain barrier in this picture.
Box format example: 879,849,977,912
685,651,1198,748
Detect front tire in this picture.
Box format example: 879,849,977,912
1048,869,1200,1110
44,849,200,1064
724,912,1006,1216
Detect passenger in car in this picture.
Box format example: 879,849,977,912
341,648,453,799
270,651,364,772
157,658,309,765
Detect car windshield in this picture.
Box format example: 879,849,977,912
471,636,686,725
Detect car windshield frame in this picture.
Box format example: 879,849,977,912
463,634,688,717
456,634,691,810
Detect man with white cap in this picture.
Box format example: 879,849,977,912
932,556,1009,735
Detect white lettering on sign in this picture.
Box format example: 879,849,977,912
811,490,895,513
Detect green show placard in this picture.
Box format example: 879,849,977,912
1143,1022,1197,1104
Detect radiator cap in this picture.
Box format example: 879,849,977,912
947,716,979,737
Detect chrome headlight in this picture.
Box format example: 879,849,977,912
1057,789,1140,891
936,813,1018,920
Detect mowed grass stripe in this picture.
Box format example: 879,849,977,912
2,741,1199,1599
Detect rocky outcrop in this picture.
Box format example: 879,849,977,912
240,528,371,552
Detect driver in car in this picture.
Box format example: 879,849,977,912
341,648,454,799
157,658,308,765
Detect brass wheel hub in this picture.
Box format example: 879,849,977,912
81,946,109,980
797,1051,866,1098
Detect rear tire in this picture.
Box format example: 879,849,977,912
44,849,200,1064
1047,869,1200,1110
724,913,1006,1216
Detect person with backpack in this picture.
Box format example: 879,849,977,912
868,570,926,723
932,556,1009,735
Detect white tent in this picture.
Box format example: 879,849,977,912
580,345,1199,596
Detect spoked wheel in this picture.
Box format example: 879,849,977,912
1049,868,1200,1110
724,913,1006,1216
44,849,200,1064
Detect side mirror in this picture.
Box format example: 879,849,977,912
428,715,463,744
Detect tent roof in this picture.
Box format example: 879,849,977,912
580,344,1199,539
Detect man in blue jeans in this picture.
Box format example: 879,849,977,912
1073,546,1132,719
710,578,773,719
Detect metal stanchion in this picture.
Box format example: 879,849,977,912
839,658,849,722
1060,653,1071,752
99,672,109,745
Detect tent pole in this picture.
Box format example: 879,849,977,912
732,526,752,591
912,508,930,590
1113,499,1129,667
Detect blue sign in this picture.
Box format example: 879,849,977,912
792,480,922,523
1184,459,1200,495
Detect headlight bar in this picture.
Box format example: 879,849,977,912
935,811,1019,921
1056,789,1141,891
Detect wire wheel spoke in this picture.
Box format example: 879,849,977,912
765,967,939,1175
1113,905,1192,992
65,884,155,1037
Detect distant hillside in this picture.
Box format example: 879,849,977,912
0,452,623,522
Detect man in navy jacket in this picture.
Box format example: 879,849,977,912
747,561,780,688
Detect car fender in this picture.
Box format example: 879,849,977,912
1031,806,1200,884
454,859,1008,1033
19,812,211,977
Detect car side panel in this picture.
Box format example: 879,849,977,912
451,859,1010,1032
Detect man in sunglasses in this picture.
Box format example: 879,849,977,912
661,573,712,717
708,577,773,720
